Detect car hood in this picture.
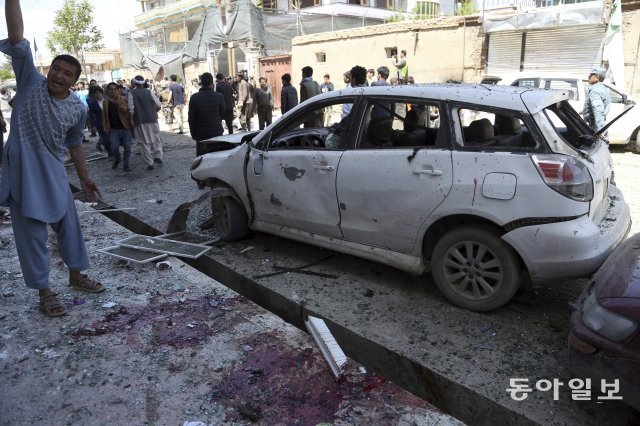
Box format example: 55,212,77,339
201,131,259,145
592,232,640,300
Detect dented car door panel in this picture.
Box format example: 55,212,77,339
247,148,344,238
337,149,453,253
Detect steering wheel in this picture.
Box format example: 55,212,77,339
302,135,324,148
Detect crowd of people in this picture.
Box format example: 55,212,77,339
3,48,410,166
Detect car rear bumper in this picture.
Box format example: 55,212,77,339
502,185,631,283
568,289,640,411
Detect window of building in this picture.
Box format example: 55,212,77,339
316,52,326,63
262,0,278,9
385,47,398,58
414,1,439,18
292,0,316,8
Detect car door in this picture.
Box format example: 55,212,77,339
602,83,633,143
246,96,358,238
336,98,453,253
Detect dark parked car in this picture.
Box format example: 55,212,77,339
569,232,640,411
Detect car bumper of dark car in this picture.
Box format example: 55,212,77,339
568,289,640,411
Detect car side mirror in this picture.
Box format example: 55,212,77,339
622,94,628,104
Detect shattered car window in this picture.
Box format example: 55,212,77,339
543,101,596,149
358,99,441,149
456,108,535,149
268,98,356,150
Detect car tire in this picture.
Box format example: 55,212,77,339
212,196,249,241
431,225,521,312
632,135,640,154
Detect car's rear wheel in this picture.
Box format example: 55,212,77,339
431,225,521,311
631,134,640,154
212,196,249,241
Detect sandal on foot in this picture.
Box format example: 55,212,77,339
40,293,68,317
69,274,105,293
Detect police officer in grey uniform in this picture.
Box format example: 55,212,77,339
583,67,611,140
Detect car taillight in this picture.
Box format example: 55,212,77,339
531,154,593,201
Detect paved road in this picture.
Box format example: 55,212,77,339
610,146,640,237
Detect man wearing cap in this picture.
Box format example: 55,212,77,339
128,75,163,170
583,67,610,139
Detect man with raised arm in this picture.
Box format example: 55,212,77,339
0,0,105,317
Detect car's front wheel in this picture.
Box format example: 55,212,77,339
431,225,521,312
212,196,249,241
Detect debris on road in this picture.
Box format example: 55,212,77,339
156,260,172,270
305,316,348,379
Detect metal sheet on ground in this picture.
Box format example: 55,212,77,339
98,245,168,263
117,234,212,258
65,152,107,167
158,231,220,245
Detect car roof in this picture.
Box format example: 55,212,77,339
321,83,568,114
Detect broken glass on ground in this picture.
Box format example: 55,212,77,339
116,235,213,259
98,245,168,263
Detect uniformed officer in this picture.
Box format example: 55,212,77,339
583,67,611,139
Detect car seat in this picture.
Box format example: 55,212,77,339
466,118,496,147
494,115,522,148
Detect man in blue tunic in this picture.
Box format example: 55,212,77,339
583,67,611,140
1,0,105,317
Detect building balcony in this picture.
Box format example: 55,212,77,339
134,0,212,30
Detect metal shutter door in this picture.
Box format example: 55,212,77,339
523,25,605,75
487,31,522,75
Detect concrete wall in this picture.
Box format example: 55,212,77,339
622,8,640,97
291,16,485,87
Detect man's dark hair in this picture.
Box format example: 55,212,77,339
282,73,291,84
89,85,103,96
377,66,389,80
350,66,367,86
51,54,82,80
323,74,330,79
200,72,214,87
106,82,118,90
170,74,177,82
401,50,407,56
367,68,374,74
215,72,224,81
302,66,313,78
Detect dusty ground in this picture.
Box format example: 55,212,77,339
0,202,461,425
0,122,462,425
2,124,639,425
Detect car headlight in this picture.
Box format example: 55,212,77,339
191,157,203,171
582,292,638,342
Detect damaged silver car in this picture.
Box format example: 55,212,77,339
191,84,630,312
